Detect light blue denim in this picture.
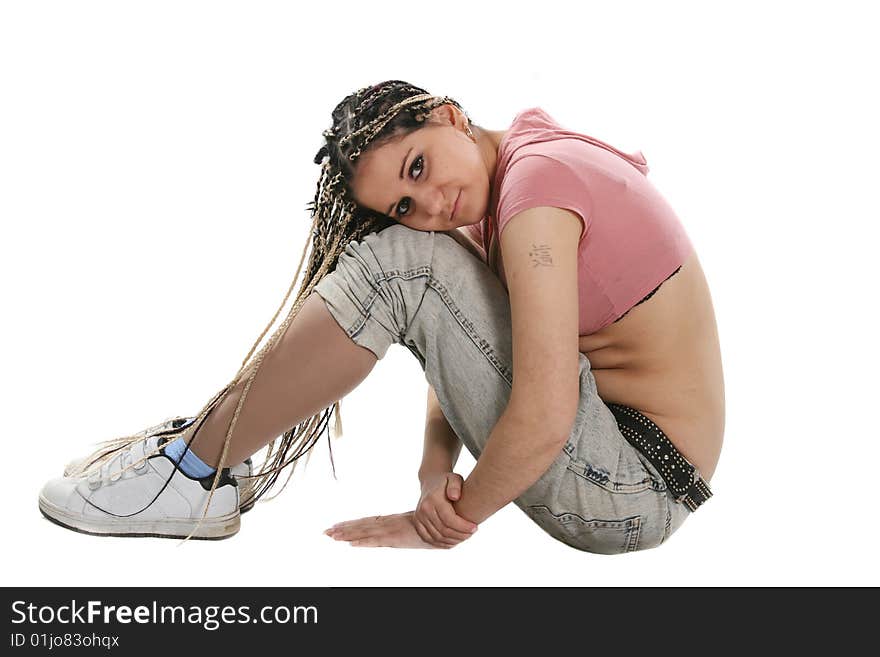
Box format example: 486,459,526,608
313,223,691,554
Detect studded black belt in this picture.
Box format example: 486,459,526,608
606,402,713,512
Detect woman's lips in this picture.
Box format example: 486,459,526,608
451,191,461,222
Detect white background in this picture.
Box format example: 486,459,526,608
2,0,878,586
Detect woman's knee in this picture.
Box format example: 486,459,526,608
365,223,480,265
312,225,436,358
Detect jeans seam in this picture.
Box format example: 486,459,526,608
661,499,672,544
424,271,514,388
528,504,640,529
626,516,641,552
360,232,436,341
342,266,433,343
528,504,642,554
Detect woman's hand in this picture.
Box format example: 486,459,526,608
324,511,458,549
413,472,479,548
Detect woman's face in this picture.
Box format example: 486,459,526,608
349,105,493,232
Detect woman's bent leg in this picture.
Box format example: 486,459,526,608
188,293,378,468
311,224,682,554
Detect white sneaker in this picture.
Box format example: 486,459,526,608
39,432,241,540
62,415,257,514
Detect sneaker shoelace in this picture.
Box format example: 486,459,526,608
85,435,162,490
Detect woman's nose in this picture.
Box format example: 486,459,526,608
416,186,446,218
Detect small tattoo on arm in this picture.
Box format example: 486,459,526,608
529,243,554,267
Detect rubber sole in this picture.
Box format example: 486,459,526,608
38,495,241,540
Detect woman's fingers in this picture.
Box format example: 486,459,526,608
434,506,478,540
445,473,463,500
423,509,458,546
414,517,451,548
416,508,460,547
412,517,434,545
327,514,382,533
413,513,441,544
326,517,383,541
428,508,470,544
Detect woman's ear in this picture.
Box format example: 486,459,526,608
429,103,466,130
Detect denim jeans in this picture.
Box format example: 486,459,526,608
313,223,691,554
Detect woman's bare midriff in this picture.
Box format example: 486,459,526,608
577,249,725,482
450,227,724,482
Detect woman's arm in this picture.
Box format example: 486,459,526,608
418,384,463,486
452,406,570,525
451,205,583,525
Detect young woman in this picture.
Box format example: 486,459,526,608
39,80,724,554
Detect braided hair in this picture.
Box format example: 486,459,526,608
68,80,477,542
306,80,474,277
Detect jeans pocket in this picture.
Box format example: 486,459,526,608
565,454,666,494
526,504,642,555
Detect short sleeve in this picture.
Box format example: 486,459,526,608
463,220,484,251
496,153,592,246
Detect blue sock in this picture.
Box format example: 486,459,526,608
163,437,217,478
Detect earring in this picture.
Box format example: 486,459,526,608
466,123,476,142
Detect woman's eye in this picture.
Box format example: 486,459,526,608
396,155,424,217
410,154,424,179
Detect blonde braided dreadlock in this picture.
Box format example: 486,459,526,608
67,80,476,544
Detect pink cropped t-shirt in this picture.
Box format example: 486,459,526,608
462,107,694,336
